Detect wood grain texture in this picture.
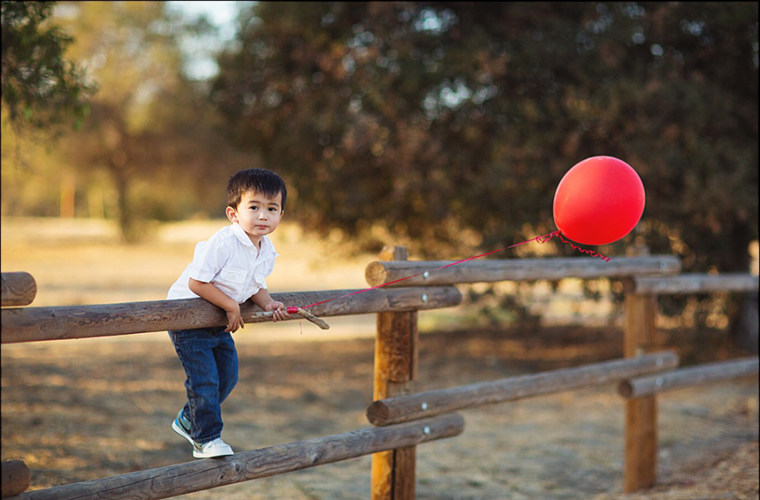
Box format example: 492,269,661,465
1,287,461,344
1,272,37,307
366,351,678,426
619,356,758,398
631,273,758,295
623,292,659,493
7,415,464,500
365,255,681,287
372,246,419,500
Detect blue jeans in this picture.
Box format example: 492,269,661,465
168,327,239,444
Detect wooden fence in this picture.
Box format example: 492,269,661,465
1,251,757,499
619,272,759,492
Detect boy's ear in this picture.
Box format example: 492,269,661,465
225,206,238,223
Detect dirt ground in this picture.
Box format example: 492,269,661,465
1,217,758,498
2,325,757,499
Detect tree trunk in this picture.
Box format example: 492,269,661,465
110,160,136,243
731,292,759,353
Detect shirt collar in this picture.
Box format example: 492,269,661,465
259,233,278,259
230,222,255,248
230,223,278,258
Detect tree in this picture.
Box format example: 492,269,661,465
1,1,93,131
212,1,757,277
50,1,251,240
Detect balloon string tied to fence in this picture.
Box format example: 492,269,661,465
286,230,609,316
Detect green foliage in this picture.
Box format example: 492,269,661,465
212,2,757,275
1,1,94,131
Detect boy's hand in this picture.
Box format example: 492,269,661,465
265,300,287,322
225,304,245,333
189,278,246,333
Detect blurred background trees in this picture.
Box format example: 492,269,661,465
2,1,253,240
2,1,757,332
2,0,94,219
1,1,93,131
49,1,257,241
212,2,757,275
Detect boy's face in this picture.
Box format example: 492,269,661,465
226,190,284,245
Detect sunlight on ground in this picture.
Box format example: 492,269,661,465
1,217,383,342
1,217,621,343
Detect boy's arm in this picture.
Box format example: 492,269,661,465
251,288,288,322
189,278,245,333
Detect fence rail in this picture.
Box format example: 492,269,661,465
367,352,678,426
619,357,759,398
629,273,759,294
365,255,681,286
0,287,461,344
6,415,464,500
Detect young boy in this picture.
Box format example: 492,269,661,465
167,168,288,458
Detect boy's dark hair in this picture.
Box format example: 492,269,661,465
226,168,287,210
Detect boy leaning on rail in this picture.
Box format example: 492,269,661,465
166,168,289,458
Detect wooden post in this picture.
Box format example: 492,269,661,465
1,272,37,307
623,290,659,493
2,460,31,497
371,246,419,500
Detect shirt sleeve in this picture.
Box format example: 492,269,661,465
187,235,231,284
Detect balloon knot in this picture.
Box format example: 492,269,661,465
536,231,561,244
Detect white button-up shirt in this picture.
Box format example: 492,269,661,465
167,223,278,303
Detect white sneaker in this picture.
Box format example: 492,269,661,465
193,438,234,459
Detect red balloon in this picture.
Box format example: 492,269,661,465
553,156,645,246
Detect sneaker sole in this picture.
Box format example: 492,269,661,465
193,447,234,459
173,418,233,458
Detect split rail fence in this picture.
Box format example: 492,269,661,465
1,250,757,499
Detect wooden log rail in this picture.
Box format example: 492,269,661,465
5,415,464,500
628,273,759,294
1,272,37,307
366,351,679,426
365,255,681,287
1,287,462,344
619,356,759,398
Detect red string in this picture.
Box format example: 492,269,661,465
554,232,611,262
508,230,611,262
295,231,609,312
